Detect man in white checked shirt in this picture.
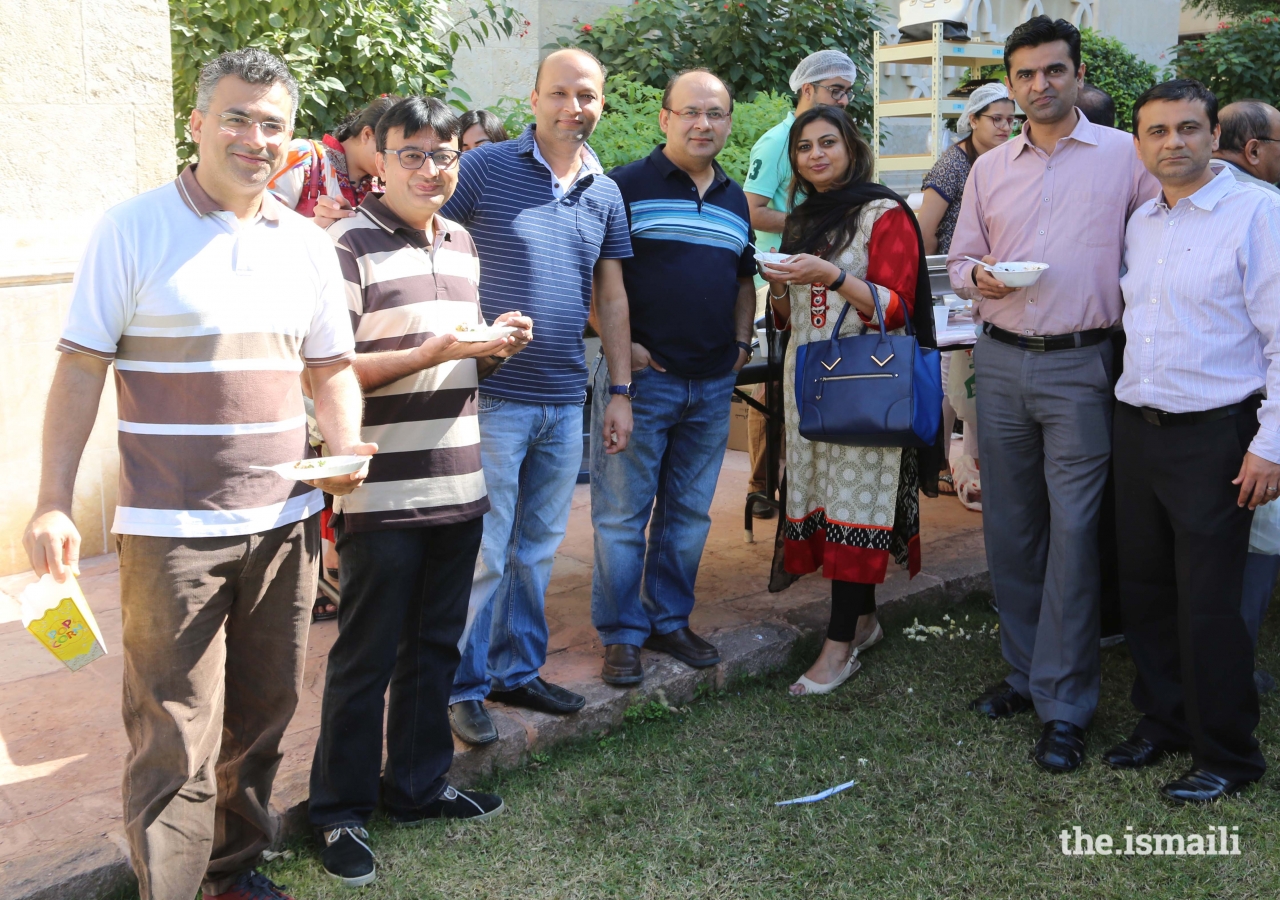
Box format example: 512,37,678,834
1103,79,1280,805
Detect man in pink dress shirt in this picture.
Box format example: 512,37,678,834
946,16,1159,773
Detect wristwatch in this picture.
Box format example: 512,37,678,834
736,340,754,362
608,383,637,400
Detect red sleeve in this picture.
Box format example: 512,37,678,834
857,206,920,331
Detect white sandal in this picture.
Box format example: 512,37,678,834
855,622,884,654
789,653,861,696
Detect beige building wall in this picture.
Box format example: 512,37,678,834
0,0,175,575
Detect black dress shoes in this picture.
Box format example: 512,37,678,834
488,676,586,714
1102,736,1176,770
602,644,644,686
1160,767,1257,804
449,700,498,746
1034,720,1086,773
643,627,720,668
968,681,1032,719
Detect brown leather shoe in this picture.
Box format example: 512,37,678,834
602,644,644,685
643,627,720,668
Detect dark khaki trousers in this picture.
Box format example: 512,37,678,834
117,516,318,900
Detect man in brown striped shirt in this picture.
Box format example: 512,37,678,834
307,97,532,887
24,51,371,900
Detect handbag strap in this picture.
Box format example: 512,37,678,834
832,279,890,339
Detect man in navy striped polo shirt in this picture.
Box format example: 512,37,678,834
589,69,757,685
441,48,635,746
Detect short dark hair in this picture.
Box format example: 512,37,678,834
458,109,510,145
1077,84,1116,129
661,68,734,113
1004,16,1082,75
196,49,299,127
1219,99,1278,153
1131,79,1219,134
375,96,461,151
534,48,606,92
334,95,401,143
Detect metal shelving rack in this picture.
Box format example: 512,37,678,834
872,22,1006,181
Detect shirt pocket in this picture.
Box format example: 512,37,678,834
1168,247,1245,334
1069,190,1124,248
575,196,607,251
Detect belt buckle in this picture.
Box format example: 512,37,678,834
1141,408,1162,426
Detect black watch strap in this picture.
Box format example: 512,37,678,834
736,339,754,359
829,269,848,291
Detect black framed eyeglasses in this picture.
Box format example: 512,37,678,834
812,82,852,103
384,148,462,170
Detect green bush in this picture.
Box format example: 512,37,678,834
1079,29,1159,133
170,0,527,165
486,75,793,184
1177,12,1280,108
555,0,878,136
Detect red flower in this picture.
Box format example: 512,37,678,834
582,23,593,31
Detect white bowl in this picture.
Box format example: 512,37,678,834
755,251,792,269
988,261,1049,288
253,455,371,481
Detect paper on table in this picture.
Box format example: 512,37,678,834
774,778,857,806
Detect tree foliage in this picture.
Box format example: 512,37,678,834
1177,12,1280,108
556,0,878,136
170,0,527,165
1184,0,1275,17
487,75,794,184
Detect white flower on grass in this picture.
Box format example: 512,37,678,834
907,687,914,694
858,758,869,766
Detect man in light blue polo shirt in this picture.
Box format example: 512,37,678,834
441,48,635,745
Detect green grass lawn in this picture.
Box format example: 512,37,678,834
187,592,1280,898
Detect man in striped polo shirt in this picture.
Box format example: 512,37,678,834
591,70,757,685
23,50,370,900
441,48,636,746
308,97,532,887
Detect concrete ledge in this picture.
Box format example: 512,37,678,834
3,566,990,900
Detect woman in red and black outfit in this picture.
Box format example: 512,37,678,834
760,106,939,695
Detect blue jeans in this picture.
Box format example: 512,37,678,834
590,357,737,647
451,395,584,704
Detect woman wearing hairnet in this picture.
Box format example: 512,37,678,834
917,83,1015,501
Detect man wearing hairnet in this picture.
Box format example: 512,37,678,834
742,49,859,519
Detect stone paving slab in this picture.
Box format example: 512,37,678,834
0,449,986,900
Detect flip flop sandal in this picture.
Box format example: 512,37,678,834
312,596,338,622
937,472,957,495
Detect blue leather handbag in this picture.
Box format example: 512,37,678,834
793,280,942,448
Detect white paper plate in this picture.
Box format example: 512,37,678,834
454,325,517,343
252,455,371,481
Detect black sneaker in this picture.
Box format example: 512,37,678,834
321,826,375,888
388,785,505,826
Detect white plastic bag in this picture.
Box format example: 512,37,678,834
946,349,977,425
1250,499,1280,555
952,454,982,512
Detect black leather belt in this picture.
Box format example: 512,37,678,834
982,323,1114,352
1122,395,1262,427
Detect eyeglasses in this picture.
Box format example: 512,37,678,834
662,107,730,123
383,147,462,170
812,82,852,103
217,112,288,138
977,114,1021,129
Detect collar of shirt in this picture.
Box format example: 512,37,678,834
1012,108,1099,160
357,192,454,250
522,124,603,199
647,144,729,194
176,164,282,223
1145,162,1237,217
